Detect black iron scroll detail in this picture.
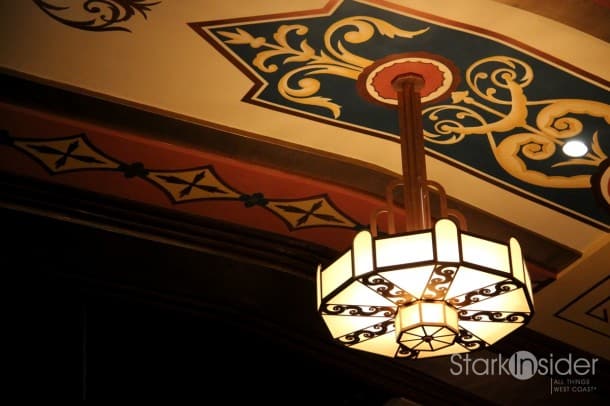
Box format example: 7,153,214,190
33,0,160,32
360,274,416,305
396,344,419,359
423,265,457,300
458,310,529,323
337,319,394,345
455,328,486,351
321,304,395,317
448,280,519,307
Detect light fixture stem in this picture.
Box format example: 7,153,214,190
393,74,431,232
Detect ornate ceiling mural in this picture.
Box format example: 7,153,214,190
1,0,609,374
191,0,610,229
32,0,161,32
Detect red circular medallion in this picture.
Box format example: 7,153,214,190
358,52,460,107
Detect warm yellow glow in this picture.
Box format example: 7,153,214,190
509,238,525,285
396,303,421,332
353,231,374,277
434,219,460,262
395,301,459,351
316,219,534,359
460,320,523,345
461,234,510,272
351,333,398,357
379,265,435,298
320,251,351,298
421,301,444,321
445,304,459,330
375,232,433,267
461,288,531,312
322,314,391,338
329,281,395,307
445,266,506,300
416,343,468,359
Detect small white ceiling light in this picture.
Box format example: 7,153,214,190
562,140,588,157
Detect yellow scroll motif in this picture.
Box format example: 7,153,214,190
423,56,609,189
218,17,428,118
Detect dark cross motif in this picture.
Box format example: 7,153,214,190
156,170,227,198
276,200,342,226
119,162,149,179
239,193,268,208
27,140,106,169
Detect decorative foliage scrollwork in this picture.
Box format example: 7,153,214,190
217,17,428,117
360,274,416,305
455,328,486,350
337,319,394,345
458,310,529,323
396,344,419,359
448,280,518,307
423,55,610,189
423,265,457,300
33,0,160,32
321,304,395,317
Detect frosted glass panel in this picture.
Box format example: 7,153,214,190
397,304,420,328
323,315,393,338
445,305,458,327
461,288,531,312
380,265,435,298
416,342,468,358
461,234,510,272
375,232,433,267
510,238,525,284
421,302,444,322
329,281,396,307
351,332,398,357
321,251,352,298
353,231,374,277
460,321,523,345
408,326,426,337
445,266,507,300
435,327,456,338
435,219,460,262
430,339,449,350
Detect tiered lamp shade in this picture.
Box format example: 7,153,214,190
316,218,534,359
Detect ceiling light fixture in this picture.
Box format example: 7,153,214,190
316,73,534,359
562,140,588,157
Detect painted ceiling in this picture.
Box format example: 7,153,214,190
1,0,609,394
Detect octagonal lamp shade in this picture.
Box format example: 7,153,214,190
316,218,534,359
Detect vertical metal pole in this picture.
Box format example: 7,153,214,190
393,74,431,231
